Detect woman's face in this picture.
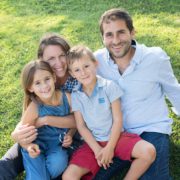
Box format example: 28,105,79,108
42,45,68,78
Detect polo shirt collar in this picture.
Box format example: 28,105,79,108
72,76,106,93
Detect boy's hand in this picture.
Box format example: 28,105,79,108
27,144,40,158
62,134,73,148
96,146,114,169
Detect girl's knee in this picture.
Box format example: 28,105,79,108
49,165,66,179
48,157,68,178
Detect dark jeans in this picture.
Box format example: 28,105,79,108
140,132,171,180
0,143,23,180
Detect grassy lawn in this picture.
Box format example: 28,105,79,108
0,0,179,179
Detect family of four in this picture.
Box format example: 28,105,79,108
0,8,179,180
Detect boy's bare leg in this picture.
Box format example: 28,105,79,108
124,140,156,180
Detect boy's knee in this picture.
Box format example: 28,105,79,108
141,143,156,163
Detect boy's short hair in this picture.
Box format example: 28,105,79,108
67,45,96,68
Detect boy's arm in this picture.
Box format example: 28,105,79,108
107,99,122,148
97,99,122,168
74,111,102,156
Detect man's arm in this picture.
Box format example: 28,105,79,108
158,52,180,115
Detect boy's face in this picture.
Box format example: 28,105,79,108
70,55,97,86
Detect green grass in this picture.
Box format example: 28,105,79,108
0,0,179,179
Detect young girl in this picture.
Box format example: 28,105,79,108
20,60,73,180
63,45,156,180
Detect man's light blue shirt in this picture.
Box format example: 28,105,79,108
71,76,123,141
94,41,180,135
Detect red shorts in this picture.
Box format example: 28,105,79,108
70,132,141,180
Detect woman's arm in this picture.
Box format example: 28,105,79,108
35,92,76,128
35,114,76,128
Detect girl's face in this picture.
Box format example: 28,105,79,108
29,69,56,102
42,45,68,78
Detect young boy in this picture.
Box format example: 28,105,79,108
62,45,156,180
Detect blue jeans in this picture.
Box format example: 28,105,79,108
140,132,171,180
22,144,68,180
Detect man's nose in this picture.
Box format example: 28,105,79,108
112,34,120,45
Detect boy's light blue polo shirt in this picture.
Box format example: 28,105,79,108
71,76,123,141
94,40,180,135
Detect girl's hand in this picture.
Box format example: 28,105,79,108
62,134,73,148
27,143,40,158
96,146,114,169
11,124,37,145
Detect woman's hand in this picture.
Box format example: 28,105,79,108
11,124,37,145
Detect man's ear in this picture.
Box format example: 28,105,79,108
131,28,136,39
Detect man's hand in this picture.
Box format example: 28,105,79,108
11,124,37,145
27,143,40,158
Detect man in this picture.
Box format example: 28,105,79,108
94,8,180,179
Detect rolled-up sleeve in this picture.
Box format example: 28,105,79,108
158,50,180,115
